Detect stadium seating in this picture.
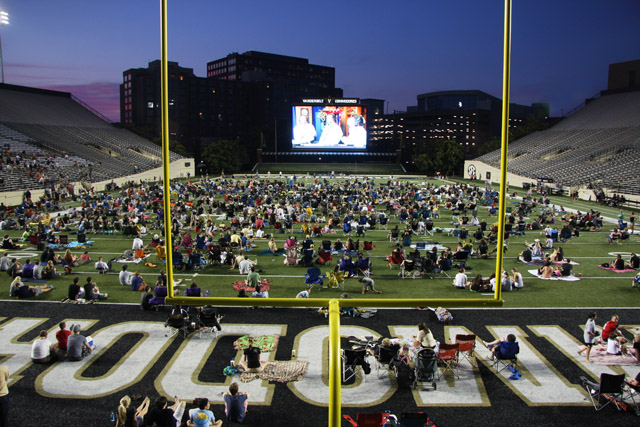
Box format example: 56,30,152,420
0,85,184,192
475,91,640,194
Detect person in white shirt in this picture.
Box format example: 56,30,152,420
292,108,317,145
453,268,468,289
511,267,524,289
119,265,133,286
296,286,311,298
0,253,10,272
340,114,367,148
238,258,256,275
132,235,144,251
31,330,59,364
94,257,109,274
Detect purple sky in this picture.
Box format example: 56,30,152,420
1,0,639,122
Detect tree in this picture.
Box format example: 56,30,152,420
201,140,243,174
413,139,464,176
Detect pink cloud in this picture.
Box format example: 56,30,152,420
41,82,121,122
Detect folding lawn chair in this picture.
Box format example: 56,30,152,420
305,266,323,288
343,412,392,427
342,348,370,384
455,334,477,366
437,343,459,379
581,373,629,412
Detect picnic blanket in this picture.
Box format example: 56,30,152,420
22,278,48,283
233,335,279,352
527,269,580,281
47,241,94,250
598,266,636,273
519,257,580,266
589,345,639,365
239,360,309,383
233,280,271,292
115,255,150,264
409,244,448,251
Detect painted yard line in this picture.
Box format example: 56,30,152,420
66,271,637,280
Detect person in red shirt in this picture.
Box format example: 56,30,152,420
55,322,73,354
601,315,629,344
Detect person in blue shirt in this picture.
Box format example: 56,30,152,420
188,398,222,427
485,334,519,360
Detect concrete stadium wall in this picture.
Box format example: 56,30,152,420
464,159,640,203
464,160,536,188
0,158,195,206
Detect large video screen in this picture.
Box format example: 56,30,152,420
291,105,367,149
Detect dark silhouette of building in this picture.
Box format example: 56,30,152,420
207,51,342,151
120,52,342,160
368,90,549,168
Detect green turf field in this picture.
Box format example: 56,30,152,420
2,177,639,307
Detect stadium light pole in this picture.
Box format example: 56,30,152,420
0,11,9,84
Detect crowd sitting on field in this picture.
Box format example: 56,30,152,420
1,174,637,307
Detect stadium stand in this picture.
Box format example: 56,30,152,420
0,84,183,192
475,90,640,194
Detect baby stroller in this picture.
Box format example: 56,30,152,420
413,348,438,390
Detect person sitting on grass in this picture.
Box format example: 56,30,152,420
144,396,186,427
224,382,250,424
187,397,222,427
55,322,73,356
130,271,146,292
118,265,133,287
42,260,58,280
31,330,59,364
608,228,622,244
485,334,519,361
64,249,79,267
251,284,268,299
610,254,625,270
238,337,270,373
84,277,108,301
116,395,151,427
268,237,278,254
94,256,109,274
412,322,436,349
66,324,95,361
452,268,468,289
470,274,491,292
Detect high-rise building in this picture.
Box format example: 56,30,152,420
120,60,248,153
207,51,342,151
120,52,342,159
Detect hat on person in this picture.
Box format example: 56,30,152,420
534,239,540,242
72,324,81,333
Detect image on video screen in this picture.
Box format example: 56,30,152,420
291,105,367,149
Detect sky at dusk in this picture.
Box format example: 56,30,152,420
0,0,638,122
